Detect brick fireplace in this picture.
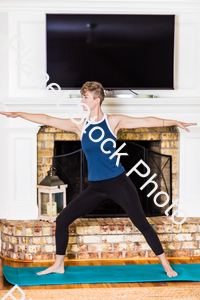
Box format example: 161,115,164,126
37,124,178,210
2,122,200,261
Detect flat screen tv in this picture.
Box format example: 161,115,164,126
46,14,175,90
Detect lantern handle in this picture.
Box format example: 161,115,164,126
48,166,57,177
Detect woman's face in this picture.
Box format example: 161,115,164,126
81,91,100,111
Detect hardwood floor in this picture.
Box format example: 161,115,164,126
1,257,200,290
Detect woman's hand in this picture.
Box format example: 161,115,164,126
175,120,197,132
0,111,19,118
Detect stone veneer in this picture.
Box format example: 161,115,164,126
0,125,184,261
1,216,200,260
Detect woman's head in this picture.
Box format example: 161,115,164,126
80,81,105,106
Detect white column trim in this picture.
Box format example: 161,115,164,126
176,127,200,217
6,125,39,220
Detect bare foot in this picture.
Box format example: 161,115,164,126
163,261,178,278
37,264,65,275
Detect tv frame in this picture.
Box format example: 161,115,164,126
46,13,175,91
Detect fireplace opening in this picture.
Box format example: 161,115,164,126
53,140,172,218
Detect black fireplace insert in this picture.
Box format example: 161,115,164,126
53,140,172,218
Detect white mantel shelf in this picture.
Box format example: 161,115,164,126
1,97,200,116
1,97,200,104
1,97,200,106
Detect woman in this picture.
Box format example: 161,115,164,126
0,81,197,278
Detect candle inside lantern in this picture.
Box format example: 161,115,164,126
47,201,57,216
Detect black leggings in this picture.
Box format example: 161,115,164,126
55,171,164,256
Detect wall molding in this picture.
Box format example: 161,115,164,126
1,1,200,13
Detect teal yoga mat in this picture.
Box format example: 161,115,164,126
3,263,200,286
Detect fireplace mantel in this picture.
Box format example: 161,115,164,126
0,96,200,220
2,97,200,114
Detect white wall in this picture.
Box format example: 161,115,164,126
0,103,9,219
0,12,9,97
0,12,9,219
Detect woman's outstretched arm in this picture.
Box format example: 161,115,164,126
0,111,81,134
109,114,197,134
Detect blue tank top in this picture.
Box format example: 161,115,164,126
81,113,125,181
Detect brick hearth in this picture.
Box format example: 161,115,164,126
1,216,200,261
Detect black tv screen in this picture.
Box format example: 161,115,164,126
46,14,175,90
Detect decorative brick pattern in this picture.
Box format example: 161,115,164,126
37,126,80,181
0,217,200,261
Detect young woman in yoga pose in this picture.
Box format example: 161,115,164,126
0,81,197,278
